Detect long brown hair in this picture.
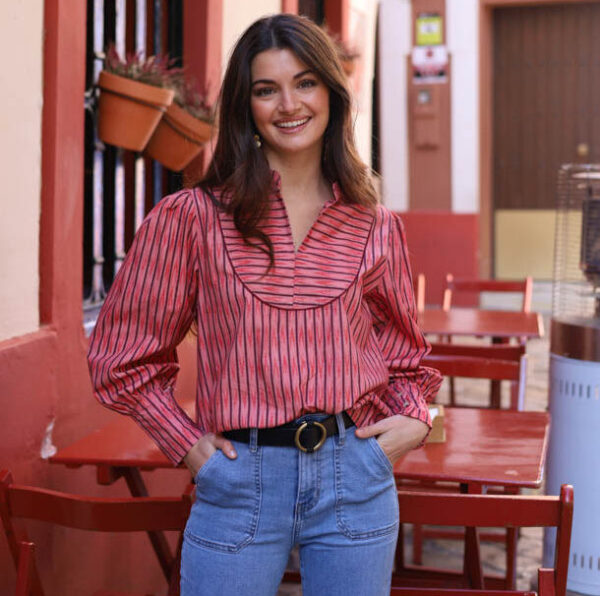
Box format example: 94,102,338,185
196,14,378,260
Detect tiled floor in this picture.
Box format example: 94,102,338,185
277,308,563,595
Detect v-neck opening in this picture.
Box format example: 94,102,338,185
278,193,336,255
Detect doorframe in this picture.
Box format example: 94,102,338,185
478,0,600,276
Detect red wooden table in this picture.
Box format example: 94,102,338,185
49,408,196,582
394,407,550,590
50,407,549,588
419,308,544,340
396,407,548,490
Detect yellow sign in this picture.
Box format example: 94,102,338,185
416,14,443,46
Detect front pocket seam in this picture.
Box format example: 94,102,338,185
193,449,223,485
367,436,393,474
334,441,398,540
184,528,255,553
186,447,262,553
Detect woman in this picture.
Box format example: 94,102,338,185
88,14,441,596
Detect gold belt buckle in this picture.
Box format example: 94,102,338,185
294,420,327,453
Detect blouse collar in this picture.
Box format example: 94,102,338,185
270,169,343,206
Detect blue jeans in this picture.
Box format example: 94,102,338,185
181,414,399,595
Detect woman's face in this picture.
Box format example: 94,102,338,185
250,48,330,163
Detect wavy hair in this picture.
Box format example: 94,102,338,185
195,14,378,262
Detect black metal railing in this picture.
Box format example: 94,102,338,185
83,0,182,334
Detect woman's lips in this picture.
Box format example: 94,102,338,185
274,116,310,133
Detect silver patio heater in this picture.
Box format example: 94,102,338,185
544,164,600,595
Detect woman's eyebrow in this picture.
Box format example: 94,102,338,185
251,69,314,87
252,78,275,87
293,69,313,79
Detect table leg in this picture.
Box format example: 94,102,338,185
168,531,184,596
490,336,509,409
120,467,176,583
462,483,484,589
395,523,407,571
505,526,518,589
490,380,502,409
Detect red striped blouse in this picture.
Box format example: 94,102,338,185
88,175,442,464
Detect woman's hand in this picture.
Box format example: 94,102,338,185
355,415,429,465
183,433,237,478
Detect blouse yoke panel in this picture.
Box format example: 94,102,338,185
216,176,372,308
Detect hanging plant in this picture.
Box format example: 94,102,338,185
96,44,176,152
337,43,360,77
145,77,215,172
321,27,360,77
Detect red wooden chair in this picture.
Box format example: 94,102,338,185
442,274,533,314
423,342,528,410
393,485,573,596
441,274,533,407
392,590,535,596
15,541,35,596
0,469,191,596
414,273,426,313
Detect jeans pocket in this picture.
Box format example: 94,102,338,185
193,449,223,485
367,436,393,474
185,443,262,553
335,431,398,540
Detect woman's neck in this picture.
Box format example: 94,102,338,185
266,150,327,200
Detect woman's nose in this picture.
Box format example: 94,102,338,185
279,88,299,113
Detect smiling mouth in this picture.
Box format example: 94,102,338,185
274,117,310,131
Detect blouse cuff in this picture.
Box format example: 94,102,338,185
130,398,204,465
384,383,432,448
386,386,432,429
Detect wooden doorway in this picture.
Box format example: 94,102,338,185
480,0,600,278
494,2,600,210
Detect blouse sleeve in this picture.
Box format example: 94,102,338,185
87,191,203,465
364,211,442,429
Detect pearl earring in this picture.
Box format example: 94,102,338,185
254,134,262,148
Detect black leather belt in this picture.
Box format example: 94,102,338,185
222,412,354,453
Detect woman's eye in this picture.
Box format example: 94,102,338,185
253,86,275,97
298,79,317,89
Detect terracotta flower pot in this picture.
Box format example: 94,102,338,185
144,103,213,171
341,57,357,77
97,71,174,152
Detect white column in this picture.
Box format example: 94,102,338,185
378,0,411,211
447,0,479,213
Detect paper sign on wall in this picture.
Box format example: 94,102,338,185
412,45,448,84
416,13,443,46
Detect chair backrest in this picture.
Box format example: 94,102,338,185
423,342,528,410
393,484,573,596
0,469,191,595
442,274,533,313
391,590,534,595
414,273,426,313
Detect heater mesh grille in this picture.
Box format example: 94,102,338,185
553,164,600,320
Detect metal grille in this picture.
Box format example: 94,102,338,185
83,0,183,334
552,163,600,320
298,0,325,25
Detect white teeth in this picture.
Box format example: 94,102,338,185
276,118,309,128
